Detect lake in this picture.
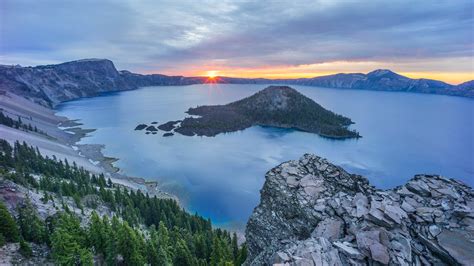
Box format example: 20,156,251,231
56,84,474,228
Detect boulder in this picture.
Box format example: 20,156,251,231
311,217,343,241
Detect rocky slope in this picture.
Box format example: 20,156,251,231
1,59,472,108
245,154,474,265
155,86,360,139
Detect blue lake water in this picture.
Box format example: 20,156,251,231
56,84,474,228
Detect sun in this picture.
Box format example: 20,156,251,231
206,70,218,78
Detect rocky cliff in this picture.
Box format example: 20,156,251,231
245,154,474,265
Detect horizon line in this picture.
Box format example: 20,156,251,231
2,59,472,85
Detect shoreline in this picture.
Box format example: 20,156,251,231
54,111,179,202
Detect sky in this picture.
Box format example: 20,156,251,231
0,0,473,84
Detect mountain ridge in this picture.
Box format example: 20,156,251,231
1,59,472,107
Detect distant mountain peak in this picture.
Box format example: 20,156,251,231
367,69,397,76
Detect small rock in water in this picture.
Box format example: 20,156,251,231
135,124,147,130
163,132,174,137
146,125,158,131
151,121,158,124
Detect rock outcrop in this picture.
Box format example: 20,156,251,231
245,154,474,265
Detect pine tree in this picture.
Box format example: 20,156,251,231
237,243,248,265
157,245,172,266
157,221,172,258
51,226,93,265
117,222,144,265
0,233,5,247
88,211,105,255
231,232,238,264
104,216,118,266
19,238,32,258
146,240,160,266
210,236,222,266
174,239,194,266
51,213,93,266
0,201,19,243
17,197,46,243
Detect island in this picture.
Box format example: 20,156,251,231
153,86,360,139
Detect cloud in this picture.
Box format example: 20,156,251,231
1,0,472,77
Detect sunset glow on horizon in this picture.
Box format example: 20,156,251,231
148,59,474,85
206,70,219,78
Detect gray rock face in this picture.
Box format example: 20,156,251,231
245,154,474,265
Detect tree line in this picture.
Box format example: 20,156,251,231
0,110,43,134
